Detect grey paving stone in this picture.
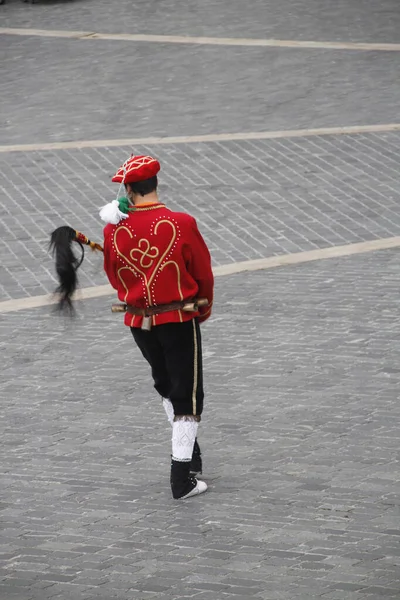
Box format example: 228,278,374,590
1,2,400,599
1,250,400,598
1,0,400,43
1,36,400,147
1,132,400,301
361,588,399,597
330,582,367,591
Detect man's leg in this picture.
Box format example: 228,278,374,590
162,398,174,425
190,439,202,476
130,327,176,428
158,319,204,417
170,415,205,499
157,319,207,499
161,398,202,475
130,327,171,400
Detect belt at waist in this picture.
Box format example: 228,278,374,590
112,298,208,316
127,300,189,317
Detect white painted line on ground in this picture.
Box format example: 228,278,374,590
1,27,400,51
1,124,399,154
214,237,400,275
1,237,400,314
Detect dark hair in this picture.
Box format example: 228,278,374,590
126,176,158,197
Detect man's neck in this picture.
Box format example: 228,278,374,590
132,191,159,206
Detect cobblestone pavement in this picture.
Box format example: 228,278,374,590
1,251,400,600
1,132,400,301
1,0,400,598
1,35,399,145
2,0,400,42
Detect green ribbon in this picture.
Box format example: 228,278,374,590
117,197,132,214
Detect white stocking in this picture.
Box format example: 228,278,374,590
172,419,198,462
162,398,174,426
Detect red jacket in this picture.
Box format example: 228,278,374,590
103,202,214,328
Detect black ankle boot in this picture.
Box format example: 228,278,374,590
170,459,198,499
190,439,202,476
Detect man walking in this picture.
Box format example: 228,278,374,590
100,155,214,500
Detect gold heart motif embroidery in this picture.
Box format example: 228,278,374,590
130,238,159,269
114,220,178,303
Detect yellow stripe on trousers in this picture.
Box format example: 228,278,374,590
192,319,199,415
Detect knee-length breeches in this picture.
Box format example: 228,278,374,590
130,318,204,417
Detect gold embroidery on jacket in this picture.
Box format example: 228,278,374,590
134,204,166,213
114,220,181,311
131,238,159,268
117,266,141,303
160,261,184,322
114,227,152,303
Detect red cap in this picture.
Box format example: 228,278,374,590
112,155,160,184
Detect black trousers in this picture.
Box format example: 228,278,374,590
131,318,204,417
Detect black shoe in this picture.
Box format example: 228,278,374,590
170,459,207,499
190,439,202,476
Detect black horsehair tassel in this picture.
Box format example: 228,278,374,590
49,225,86,313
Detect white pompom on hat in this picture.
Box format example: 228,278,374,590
99,199,129,225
